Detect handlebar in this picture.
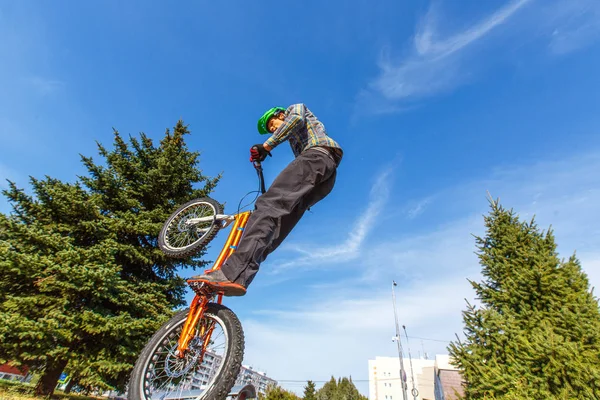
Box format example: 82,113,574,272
253,161,266,194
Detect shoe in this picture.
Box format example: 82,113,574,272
187,269,247,297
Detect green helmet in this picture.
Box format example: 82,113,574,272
257,106,286,135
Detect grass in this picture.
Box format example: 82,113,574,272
0,380,103,400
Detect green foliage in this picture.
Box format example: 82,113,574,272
259,385,302,400
0,378,35,396
315,376,367,400
0,379,102,400
258,377,366,400
0,121,220,395
303,380,317,400
448,198,600,399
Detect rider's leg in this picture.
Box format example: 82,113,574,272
196,149,338,291
264,167,337,256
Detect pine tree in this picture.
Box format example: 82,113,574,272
0,121,220,396
303,380,317,400
317,377,337,400
315,376,367,400
448,197,600,399
334,377,365,400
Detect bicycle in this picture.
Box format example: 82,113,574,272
127,159,268,400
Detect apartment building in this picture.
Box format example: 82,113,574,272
368,356,436,400
368,355,464,400
188,351,276,395
234,365,277,394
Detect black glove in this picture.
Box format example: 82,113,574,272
250,144,271,162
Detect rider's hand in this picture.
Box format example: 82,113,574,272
250,144,270,162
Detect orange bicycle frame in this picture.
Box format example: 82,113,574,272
176,210,252,356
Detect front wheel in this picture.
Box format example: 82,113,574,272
128,304,245,400
158,197,223,258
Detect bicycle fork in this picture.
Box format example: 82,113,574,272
175,211,252,358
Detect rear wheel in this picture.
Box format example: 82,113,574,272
158,197,223,258
128,304,244,400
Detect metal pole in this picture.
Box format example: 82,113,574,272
403,325,419,400
392,281,408,400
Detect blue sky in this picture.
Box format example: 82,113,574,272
2,0,600,396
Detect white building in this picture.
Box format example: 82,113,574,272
188,351,276,395
368,355,464,400
234,365,277,394
368,356,436,400
189,350,222,389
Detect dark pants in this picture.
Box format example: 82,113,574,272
220,148,339,287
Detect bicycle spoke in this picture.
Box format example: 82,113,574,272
142,312,229,400
164,201,218,251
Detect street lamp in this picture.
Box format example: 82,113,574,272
392,281,408,400
403,325,419,400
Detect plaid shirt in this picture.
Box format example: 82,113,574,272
264,104,343,161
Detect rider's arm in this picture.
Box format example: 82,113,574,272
263,104,306,151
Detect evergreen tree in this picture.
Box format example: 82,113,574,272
0,121,220,396
448,198,600,399
315,376,367,400
260,385,302,400
317,377,337,400
303,380,317,400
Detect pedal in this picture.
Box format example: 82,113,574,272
188,281,219,297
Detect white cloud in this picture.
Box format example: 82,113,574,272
578,253,600,293
242,279,468,395
414,0,531,59
270,165,394,272
240,149,600,396
361,0,531,107
406,196,434,219
544,0,600,55
359,0,600,112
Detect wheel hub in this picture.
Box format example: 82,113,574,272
164,338,202,378
176,215,195,233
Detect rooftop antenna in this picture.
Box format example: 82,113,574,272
392,281,408,400
402,325,419,400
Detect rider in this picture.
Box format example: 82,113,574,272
188,103,343,296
